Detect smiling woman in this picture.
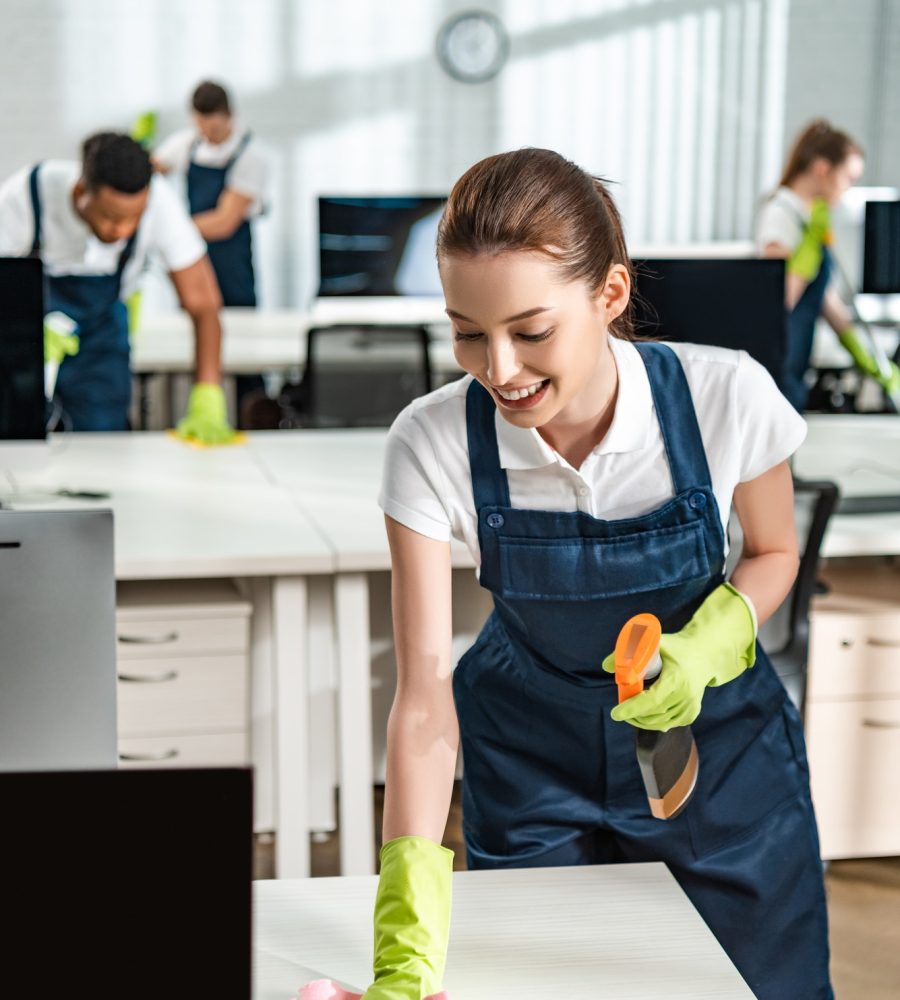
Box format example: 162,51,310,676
314,148,836,1000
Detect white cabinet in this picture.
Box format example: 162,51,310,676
806,561,900,858
115,580,252,770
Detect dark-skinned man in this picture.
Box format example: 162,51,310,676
154,81,269,422
0,131,233,441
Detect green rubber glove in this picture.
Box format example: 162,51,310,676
837,327,900,394
787,197,831,281
130,111,157,150
44,323,79,365
175,383,237,445
602,583,757,731
364,836,453,1000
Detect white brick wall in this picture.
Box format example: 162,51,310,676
0,0,893,306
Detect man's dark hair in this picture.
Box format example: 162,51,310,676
191,80,231,115
81,132,152,194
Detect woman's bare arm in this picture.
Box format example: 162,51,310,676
382,515,459,844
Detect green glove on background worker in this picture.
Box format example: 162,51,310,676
787,197,831,281
175,383,237,445
602,583,757,731
43,317,79,365
363,836,453,1000
837,327,900,396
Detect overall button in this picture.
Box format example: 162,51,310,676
487,513,505,528
689,492,707,510
577,485,590,497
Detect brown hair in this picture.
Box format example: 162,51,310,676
779,119,863,188
437,148,634,340
191,80,231,116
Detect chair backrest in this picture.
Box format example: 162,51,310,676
766,478,840,714
298,324,433,428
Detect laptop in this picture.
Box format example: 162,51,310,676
0,508,118,771
2,767,253,1000
311,195,448,327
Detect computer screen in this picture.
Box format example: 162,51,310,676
631,258,787,390
0,257,45,440
862,200,900,294
2,768,253,1000
317,196,446,297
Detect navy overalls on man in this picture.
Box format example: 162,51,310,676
453,342,832,1000
29,164,136,431
784,228,833,412
187,133,262,409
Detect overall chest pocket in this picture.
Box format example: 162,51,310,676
495,520,711,600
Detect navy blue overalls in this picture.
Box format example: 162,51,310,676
453,343,832,1000
784,227,833,412
29,164,136,431
187,132,261,411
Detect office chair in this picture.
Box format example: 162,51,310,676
243,324,433,430
766,478,840,716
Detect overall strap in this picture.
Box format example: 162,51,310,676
224,131,253,174
28,163,42,256
465,379,511,510
634,342,713,493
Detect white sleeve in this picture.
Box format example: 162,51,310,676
227,144,268,205
378,411,453,542
145,175,207,273
153,131,190,175
756,198,802,253
0,167,36,257
734,351,807,482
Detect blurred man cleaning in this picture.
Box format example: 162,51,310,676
0,131,233,440
154,81,269,422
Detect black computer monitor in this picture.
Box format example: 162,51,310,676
317,196,446,296
631,258,787,390
0,257,45,441
2,768,253,1000
862,200,900,294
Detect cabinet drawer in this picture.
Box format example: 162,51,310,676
807,612,900,700
117,654,248,736
118,732,248,768
805,698,900,859
116,616,249,659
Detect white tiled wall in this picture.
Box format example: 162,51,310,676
0,0,894,307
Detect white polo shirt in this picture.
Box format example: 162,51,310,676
153,126,268,218
756,187,809,254
0,161,206,299
379,337,806,566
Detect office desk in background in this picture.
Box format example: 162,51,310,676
254,864,755,999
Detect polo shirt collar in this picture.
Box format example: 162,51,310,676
495,335,653,470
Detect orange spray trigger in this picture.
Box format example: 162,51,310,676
614,613,662,704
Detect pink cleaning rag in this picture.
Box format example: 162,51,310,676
297,980,448,1000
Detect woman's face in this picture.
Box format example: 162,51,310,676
817,152,865,205
441,250,629,430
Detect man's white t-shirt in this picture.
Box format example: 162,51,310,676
379,337,806,567
755,187,809,254
0,160,206,299
153,126,268,218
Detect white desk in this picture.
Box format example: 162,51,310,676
253,864,754,999
794,415,900,556
13,433,333,879
131,307,458,376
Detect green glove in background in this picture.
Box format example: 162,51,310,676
43,320,79,365
131,111,157,150
838,327,900,395
364,836,453,1000
175,383,236,445
602,583,757,731
787,197,831,281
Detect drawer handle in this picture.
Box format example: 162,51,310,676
863,719,900,730
117,670,179,684
117,632,179,645
118,748,180,762
865,638,900,649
